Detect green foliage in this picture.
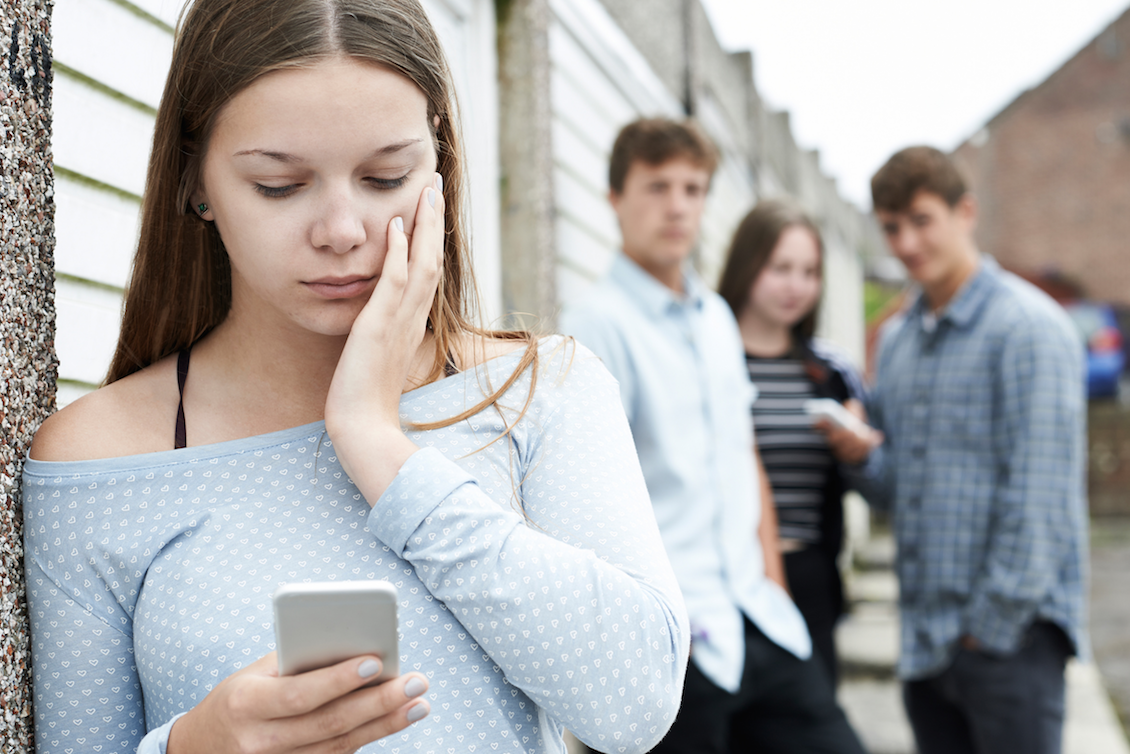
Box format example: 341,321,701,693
865,280,902,325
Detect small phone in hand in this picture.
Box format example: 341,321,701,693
273,580,399,685
802,398,870,436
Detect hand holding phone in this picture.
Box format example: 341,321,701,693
803,398,871,436
806,398,884,465
167,647,428,753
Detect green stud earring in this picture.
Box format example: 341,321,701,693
197,202,208,215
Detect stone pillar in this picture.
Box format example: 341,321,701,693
496,0,556,329
1,0,56,748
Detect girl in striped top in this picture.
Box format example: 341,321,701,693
717,200,871,685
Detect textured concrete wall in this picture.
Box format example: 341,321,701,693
1,0,56,748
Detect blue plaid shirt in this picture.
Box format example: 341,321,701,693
851,257,1089,680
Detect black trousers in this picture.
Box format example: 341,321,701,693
784,546,842,687
903,621,1071,754
649,617,866,754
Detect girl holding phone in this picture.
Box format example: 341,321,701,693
717,200,879,686
22,1,687,751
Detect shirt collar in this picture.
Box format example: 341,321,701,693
909,255,1000,332
609,252,706,318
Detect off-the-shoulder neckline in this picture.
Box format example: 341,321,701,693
23,338,561,477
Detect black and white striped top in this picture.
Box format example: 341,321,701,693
746,355,835,547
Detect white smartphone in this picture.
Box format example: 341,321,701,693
273,580,399,684
802,398,870,436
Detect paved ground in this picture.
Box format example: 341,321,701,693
1091,516,1130,733
838,531,1130,754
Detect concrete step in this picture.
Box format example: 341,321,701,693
854,534,897,571
838,678,915,754
845,569,899,605
837,602,899,679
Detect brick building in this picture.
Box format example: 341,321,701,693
952,5,1130,307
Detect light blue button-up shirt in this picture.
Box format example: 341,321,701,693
561,253,810,692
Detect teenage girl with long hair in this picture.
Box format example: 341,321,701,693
718,200,880,685
23,2,687,751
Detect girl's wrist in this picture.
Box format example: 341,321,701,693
330,424,420,505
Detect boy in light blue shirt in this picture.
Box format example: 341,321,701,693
561,117,864,753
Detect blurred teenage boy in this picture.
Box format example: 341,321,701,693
561,118,864,753
824,146,1088,754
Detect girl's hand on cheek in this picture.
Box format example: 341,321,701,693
324,173,445,502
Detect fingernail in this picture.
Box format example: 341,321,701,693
406,702,429,723
435,173,443,193
404,676,426,698
358,659,382,678
427,188,436,208
393,216,404,232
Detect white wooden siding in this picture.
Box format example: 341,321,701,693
51,0,500,403
547,0,679,299
54,175,139,290
53,75,154,197
51,0,162,401
54,0,172,109
818,234,866,365
547,0,757,308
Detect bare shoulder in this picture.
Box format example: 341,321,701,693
30,356,180,462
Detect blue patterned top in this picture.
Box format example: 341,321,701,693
22,336,688,753
850,257,1089,680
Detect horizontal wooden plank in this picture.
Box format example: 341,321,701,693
548,20,640,123
555,263,599,313
54,277,124,386
424,0,472,22
126,0,181,30
56,381,96,409
555,212,614,283
553,167,619,249
54,0,173,110
549,76,624,162
548,0,681,117
53,75,155,197
551,117,610,197
55,175,140,290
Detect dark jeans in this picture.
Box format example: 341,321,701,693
650,617,866,754
903,621,1071,754
784,546,842,687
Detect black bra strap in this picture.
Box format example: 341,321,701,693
174,349,190,449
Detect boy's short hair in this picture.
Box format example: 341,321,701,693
871,146,968,212
609,117,718,194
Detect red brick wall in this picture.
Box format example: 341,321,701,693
953,9,1130,306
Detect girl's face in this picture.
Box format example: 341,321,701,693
197,56,438,338
744,225,822,330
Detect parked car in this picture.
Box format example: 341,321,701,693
1064,302,1125,399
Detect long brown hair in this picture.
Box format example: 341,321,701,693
106,0,536,428
717,199,824,347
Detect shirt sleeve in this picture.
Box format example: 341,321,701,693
963,319,1087,653
840,399,893,511
25,554,150,753
838,327,898,511
366,342,689,753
